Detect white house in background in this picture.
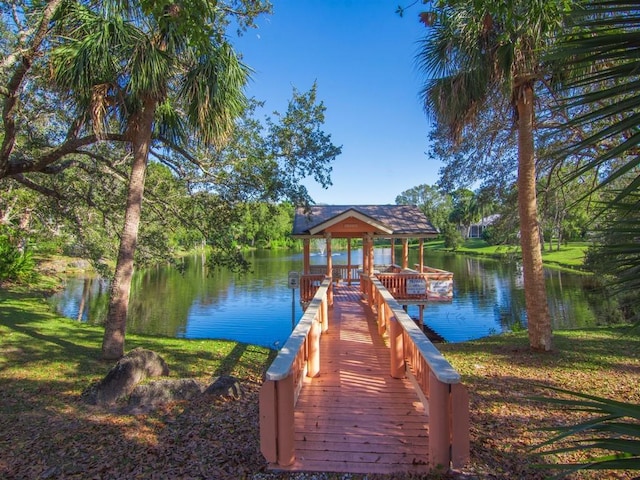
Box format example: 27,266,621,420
469,214,500,238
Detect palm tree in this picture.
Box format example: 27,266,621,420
416,0,570,351
50,1,255,359
556,0,640,313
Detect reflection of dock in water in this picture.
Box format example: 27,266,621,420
414,320,446,343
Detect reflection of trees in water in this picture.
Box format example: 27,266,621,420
71,249,307,338
76,278,92,321
408,250,598,334
51,248,600,341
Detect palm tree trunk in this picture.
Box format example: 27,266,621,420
517,85,552,351
101,100,156,360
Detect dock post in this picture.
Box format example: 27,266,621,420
389,316,405,378
308,319,320,377
276,374,296,466
320,296,329,333
451,383,470,468
428,372,451,470
259,380,277,463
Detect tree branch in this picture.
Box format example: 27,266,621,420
4,133,126,177
1,0,64,177
12,174,63,200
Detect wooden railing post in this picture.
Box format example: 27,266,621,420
321,296,328,333
276,374,296,466
308,318,320,377
389,316,405,378
259,380,277,463
378,295,386,335
451,383,470,468
428,371,450,470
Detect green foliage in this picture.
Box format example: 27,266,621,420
533,385,640,478
550,0,640,201
480,225,501,245
442,223,463,250
235,202,294,248
0,234,35,282
584,193,640,323
395,184,452,231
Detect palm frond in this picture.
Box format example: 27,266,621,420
532,384,640,476
179,42,249,147
551,0,640,190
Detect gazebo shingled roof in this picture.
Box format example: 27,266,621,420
291,205,439,238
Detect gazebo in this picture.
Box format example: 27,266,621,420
291,205,453,315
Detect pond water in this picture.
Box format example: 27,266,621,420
48,248,602,349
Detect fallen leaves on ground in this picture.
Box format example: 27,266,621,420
1,327,638,479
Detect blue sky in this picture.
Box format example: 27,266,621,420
233,1,441,205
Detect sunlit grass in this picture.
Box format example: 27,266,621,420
0,285,275,404
422,238,589,270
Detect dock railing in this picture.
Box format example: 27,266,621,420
300,274,326,304
362,274,470,470
374,265,453,301
309,264,361,284
416,264,454,300
259,277,331,467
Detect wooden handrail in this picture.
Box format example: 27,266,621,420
362,274,469,469
300,274,326,303
376,270,453,301
259,278,331,467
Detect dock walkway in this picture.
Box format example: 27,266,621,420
281,285,430,475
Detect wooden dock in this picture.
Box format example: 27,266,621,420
279,285,430,475
263,205,468,474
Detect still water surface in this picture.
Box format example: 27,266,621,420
49,248,600,349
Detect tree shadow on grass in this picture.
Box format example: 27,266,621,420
0,308,278,478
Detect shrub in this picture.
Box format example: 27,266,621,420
0,235,36,282
442,223,463,250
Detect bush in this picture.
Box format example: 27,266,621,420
442,223,463,250
0,235,36,282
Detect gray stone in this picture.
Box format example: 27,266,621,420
203,375,243,399
128,378,204,410
83,348,170,406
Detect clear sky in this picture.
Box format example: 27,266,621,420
233,1,441,205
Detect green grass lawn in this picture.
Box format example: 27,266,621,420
423,238,589,270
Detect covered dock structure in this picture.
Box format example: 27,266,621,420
259,205,468,475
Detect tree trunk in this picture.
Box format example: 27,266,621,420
516,85,552,352
101,100,156,360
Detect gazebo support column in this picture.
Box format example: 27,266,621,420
326,233,333,305
390,238,395,266
419,239,424,273
402,238,409,270
367,234,374,276
303,238,311,274
347,238,352,285
325,233,332,278
362,235,369,276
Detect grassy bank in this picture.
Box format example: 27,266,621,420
0,285,277,479
1,281,638,479
423,238,589,271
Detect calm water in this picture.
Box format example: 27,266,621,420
48,248,602,348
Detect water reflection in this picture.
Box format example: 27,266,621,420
49,248,601,347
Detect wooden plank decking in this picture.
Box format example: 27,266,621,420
280,285,430,475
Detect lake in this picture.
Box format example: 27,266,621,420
48,248,602,349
